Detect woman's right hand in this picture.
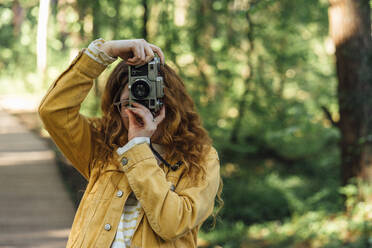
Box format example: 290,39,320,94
100,39,165,66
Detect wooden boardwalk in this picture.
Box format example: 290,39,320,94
0,109,75,248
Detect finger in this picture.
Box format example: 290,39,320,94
131,102,152,116
126,59,137,65
129,45,141,64
144,44,155,63
127,57,140,65
154,106,166,124
127,57,138,62
139,42,146,62
149,44,165,65
125,109,139,127
128,55,140,63
129,108,146,126
128,107,152,124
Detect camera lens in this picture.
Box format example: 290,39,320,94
131,80,150,99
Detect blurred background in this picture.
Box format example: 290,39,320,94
0,0,371,247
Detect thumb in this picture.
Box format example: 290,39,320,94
125,109,136,126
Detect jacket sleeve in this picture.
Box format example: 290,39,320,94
38,51,106,180
121,143,220,241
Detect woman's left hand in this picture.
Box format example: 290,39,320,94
125,102,166,141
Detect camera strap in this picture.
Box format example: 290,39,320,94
149,142,183,171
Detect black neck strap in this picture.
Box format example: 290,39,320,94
149,142,183,171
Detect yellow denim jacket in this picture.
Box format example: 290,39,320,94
38,51,220,248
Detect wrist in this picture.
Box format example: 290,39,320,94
100,41,115,58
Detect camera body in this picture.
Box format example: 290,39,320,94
128,57,164,114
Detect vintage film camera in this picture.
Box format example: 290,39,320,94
128,56,164,114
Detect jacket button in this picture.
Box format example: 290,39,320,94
104,224,111,231
170,184,175,192
121,157,128,166
116,190,123,198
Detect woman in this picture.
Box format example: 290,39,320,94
39,38,222,248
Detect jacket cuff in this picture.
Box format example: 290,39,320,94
75,50,107,78
116,137,151,156
85,38,117,66
117,143,156,172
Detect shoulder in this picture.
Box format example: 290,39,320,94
208,146,219,159
203,145,220,165
201,146,220,181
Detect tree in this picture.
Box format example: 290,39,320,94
142,0,148,40
36,0,50,85
12,0,24,37
328,0,372,185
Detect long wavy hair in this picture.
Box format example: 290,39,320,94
89,60,223,227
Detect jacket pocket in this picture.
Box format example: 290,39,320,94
87,173,112,201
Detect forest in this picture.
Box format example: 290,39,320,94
0,0,371,247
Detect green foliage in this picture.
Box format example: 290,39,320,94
1,0,372,247
221,172,292,224
201,187,372,247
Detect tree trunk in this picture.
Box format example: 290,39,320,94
37,0,50,85
328,0,372,185
12,0,24,37
57,0,68,51
92,2,101,116
113,0,122,40
230,10,255,143
142,0,148,40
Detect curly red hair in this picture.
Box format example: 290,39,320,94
90,61,213,176
89,61,223,227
